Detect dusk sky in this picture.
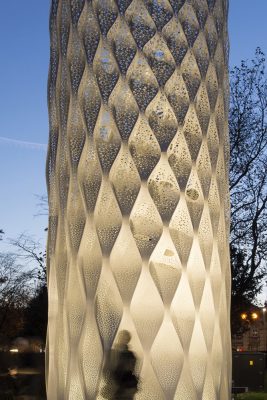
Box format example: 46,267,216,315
0,1,267,300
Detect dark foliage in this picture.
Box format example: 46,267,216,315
21,284,48,342
0,253,35,345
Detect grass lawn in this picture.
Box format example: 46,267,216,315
236,393,267,400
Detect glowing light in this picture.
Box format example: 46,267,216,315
9,348,18,353
251,312,258,320
241,313,247,320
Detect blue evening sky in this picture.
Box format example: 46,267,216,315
0,1,267,299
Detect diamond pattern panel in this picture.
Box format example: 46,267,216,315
47,1,230,399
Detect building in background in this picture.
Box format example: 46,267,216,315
232,306,267,352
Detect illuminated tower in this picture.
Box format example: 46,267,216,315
46,1,231,399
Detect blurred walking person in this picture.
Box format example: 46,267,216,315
101,330,139,399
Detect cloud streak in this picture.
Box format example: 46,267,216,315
0,136,47,151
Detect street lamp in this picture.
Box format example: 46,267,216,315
240,311,261,351
251,312,258,320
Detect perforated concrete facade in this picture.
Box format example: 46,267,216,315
46,1,231,398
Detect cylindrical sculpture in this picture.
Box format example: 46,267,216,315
47,0,231,399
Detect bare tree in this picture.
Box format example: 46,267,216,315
8,234,48,341
0,253,35,344
230,48,267,331
35,194,48,218
0,233,48,344
9,234,46,284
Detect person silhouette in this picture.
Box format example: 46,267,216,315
101,330,139,399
